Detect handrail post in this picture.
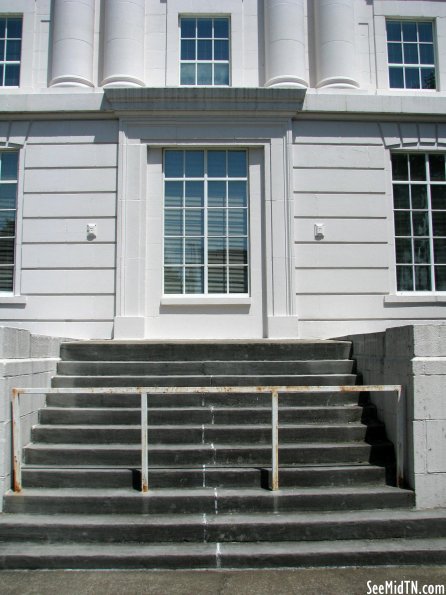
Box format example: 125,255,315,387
271,390,279,491
396,385,405,488
12,389,22,492
141,391,149,493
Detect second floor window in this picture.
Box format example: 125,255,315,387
180,17,230,86
0,151,18,292
386,20,436,90
0,17,22,87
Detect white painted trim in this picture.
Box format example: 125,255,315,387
161,297,251,306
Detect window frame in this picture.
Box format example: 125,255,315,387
179,15,231,87
385,19,437,91
0,149,19,294
162,148,250,296
391,151,446,294
0,15,22,88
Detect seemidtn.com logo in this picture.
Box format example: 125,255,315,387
367,581,445,595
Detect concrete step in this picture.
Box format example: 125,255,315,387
60,340,353,363
45,391,365,408
21,465,388,489
39,406,368,425
31,422,386,445
1,538,445,569
23,441,393,467
2,486,414,515
0,509,444,544
51,374,357,388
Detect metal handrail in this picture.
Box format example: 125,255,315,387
11,384,404,493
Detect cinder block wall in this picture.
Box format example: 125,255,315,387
345,324,446,509
0,327,68,509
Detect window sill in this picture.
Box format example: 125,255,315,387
0,295,27,305
384,294,446,305
161,296,251,306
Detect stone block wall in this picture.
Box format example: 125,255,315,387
345,324,446,509
0,327,67,509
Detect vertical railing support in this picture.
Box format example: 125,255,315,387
396,385,405,488
141,391,149,492
271,390,279,491
12,389,22,492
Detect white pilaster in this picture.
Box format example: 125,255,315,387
314,0,359,89
50,0,95,87
101,0,146,88
264,0,308,89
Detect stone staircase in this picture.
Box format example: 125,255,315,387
1,339,445,569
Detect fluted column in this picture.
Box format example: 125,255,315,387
101,0,145,87
314,0,359,89
50,0,95,87
264,0,308,88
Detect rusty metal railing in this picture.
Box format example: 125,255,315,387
11,384,404,493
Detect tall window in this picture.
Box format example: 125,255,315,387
0,151,18,292
392,153,446,291
180,17,230,86
164,149,248,295
386,20,436,89
0,17,22,87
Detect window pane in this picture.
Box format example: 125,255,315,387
197,19,212,38
434,239,446,264
185,209,204,235
208,237,226,264
208,181,226,207
181,18,196,38
411,185,427,209
6,39,20,61
433,211,446,236
396,238,412,264
429,155,445,181
208,209,226,236
419,44,434,65
185,267,204,293
415,266,431,290
228,181,247,207
431,186,446,210
412,211,429,236
397,266,413,291
387,21,401,41
165,181,183,207
197,63,212,85
185,181,204,207
0,183,16,209
164,209,183,236
392,154,408,181
402,22,417,42
405,67,420,89
0,40,4,61
181,39,195,60
197,40,212,60
435,267,446,290
388,43,402,64
164,267,183,294
208,151,226,178
403,43,418,64
409,154,426,181
208,267,226,293
394,211,411,236
0,237,14,264
4,63,19,86
421,68,436,89
228,209,247,236
180,63,195,85
214,40,229,60
229,267,248,293
165,238,183,265
418,22,433,42
185,151,204,177
1,152,18,181
214,63,229,85
228,151,247,177
165,151,183,178
414,239,430,263
0,19,5,38
393,184,410,209
214,19,229,38
185,238,204,264
229,237,247,264
0,267,13,292
389,67,404,88
7,19,22,38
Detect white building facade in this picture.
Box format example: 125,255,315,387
0,0,446,340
